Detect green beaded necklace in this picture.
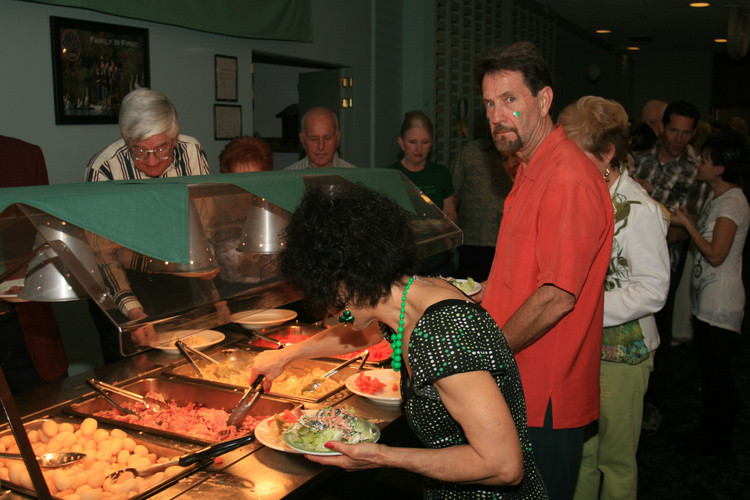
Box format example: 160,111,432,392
391,276,415,372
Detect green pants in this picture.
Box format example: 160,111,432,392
573,353,654,500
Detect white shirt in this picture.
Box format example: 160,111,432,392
284,152,357,170
604,169,671,352
692,187,750,332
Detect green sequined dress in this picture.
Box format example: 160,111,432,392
384,299,547,499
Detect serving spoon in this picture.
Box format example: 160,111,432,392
0,451,87,468
301,351,370,394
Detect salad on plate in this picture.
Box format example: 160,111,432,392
283,407,380,454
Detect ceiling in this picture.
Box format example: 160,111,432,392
540,0,750,55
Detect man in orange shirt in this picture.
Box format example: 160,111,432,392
477,42,614,500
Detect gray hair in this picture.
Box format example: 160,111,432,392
118,88,179,142
301,107,338,136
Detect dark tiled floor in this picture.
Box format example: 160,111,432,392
637,332,750,500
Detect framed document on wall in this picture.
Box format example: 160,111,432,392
214,104,242,139
215,54,238,101
50,16,150,125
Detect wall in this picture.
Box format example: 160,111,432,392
629,51,714,120
0,0,398,184
552,28,621,117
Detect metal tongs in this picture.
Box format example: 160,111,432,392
301,351,370,394
176,339,220,377
87,379,164,413
223,337,288,431
252,331,289,348
106,432,256,483
224,374,265,431
86,379,139,416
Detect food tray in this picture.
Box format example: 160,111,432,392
0,416,195,500
64,377,295,445
164,348,360,403
245,323,393,366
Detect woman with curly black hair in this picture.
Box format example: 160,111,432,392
250,183,547,499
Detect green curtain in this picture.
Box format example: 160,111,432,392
21,0,312,41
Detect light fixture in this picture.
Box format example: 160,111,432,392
144,200,219,276
626,46,641,51
715,38,728,43
17,215,106,302
595,29,611,34
689,2,710,7
237,201,290,254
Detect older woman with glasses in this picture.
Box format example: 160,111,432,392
558,96,670,500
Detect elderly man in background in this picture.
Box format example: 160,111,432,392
284,107,357,170
478,42,613,500
84,88,210,181
641,99,668,139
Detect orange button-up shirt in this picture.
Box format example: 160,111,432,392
483,126,614,429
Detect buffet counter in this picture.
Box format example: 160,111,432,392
2,328,405,500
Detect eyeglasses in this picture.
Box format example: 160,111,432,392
129,145,173,161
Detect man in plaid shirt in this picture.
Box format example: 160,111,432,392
633,100,704,437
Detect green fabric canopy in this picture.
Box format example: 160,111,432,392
21,0,312,41
0,168,413,264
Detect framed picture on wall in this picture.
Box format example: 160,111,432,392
50,16,150,125
215,54,238,101
214,104,242,139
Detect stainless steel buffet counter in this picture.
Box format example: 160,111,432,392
1,328,405,500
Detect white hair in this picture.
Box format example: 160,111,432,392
118,88,178,142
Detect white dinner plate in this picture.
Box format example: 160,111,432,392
0,279,29,303
449,278,482,296
282,410,380,455
231,309,298,329
152,330,225,353
345,369,402,406
254,416,304,454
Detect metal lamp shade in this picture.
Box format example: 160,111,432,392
19,217,103,302
143,201,219,277
237,206,288,254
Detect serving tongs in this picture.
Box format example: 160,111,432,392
87,379,164,413
224,374,265,431
86,379,139,417
251,330,289,348
0,451,87,468
106,432,256,483
301,350,370,394
176,339,220,377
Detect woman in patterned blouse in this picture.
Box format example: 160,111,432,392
250,183,547,499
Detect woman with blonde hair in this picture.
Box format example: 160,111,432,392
558,96,670,500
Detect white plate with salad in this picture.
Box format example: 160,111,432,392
283,407,380,455
447,277,481,296
255,413,304,454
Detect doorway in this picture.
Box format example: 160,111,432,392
252,52,353,169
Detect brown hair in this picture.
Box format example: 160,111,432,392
219,136,274,173
400,110,433,138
